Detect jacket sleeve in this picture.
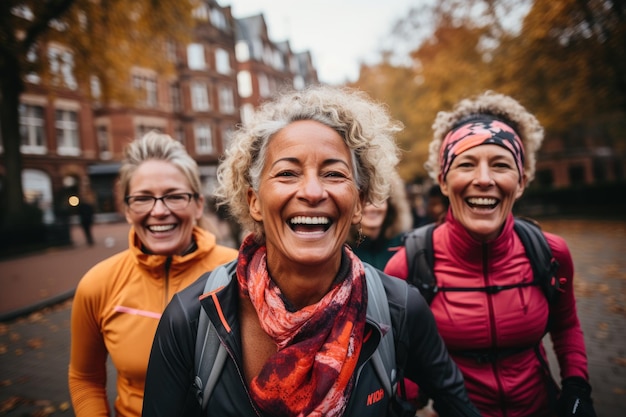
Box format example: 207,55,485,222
68,271,111,417
544,232,590,382
387,277,482,417
142,290,201,417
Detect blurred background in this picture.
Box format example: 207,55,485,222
1,0,624,254
0,1,624,415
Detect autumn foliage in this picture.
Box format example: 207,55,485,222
352,0,626,182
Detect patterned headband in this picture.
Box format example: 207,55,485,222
439,115,525,181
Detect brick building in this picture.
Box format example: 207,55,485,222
3,0,319,225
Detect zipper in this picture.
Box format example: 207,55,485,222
482,243,507,416
163,256,172,308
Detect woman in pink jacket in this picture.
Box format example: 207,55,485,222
385,91,596,417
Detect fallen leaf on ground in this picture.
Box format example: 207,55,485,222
612,357,626,366
27,338,44,349
0,396,25,413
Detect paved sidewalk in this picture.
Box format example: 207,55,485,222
0,222,131,321
0,219,625,416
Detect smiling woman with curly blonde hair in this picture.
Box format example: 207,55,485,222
143,85,481,417
386,91,597,417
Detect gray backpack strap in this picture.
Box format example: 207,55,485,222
363,263,396,397
193,260,237,410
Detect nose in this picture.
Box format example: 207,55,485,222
474,162,494,186
298,173,327,203
150,197,171,215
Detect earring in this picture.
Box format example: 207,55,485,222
356,225,365,247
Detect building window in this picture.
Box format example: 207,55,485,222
191,82,210,111
237,71,252,98
273,50,284,71
195,123,213,154
48,45,77,90
218,86,235,114
90,75,101,99
132,74,157,107
135,125,162,139
240,103,255,125
174,126,186,146
258,73,270,98
165,40,178,63
25,44,40,84
170,83,181,112
235,41,250,62
210,8,227,30
215,48,231,74
19,104,46,154
293,75,305,90
192,4,209,21
55,109,80,156
222,125,234,152
262,45,273,66
187,43,206,70
22,169,55,224
96,125,111,159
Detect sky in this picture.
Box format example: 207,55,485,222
218,0,419,85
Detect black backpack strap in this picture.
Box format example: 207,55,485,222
513,217,560,304
193,260,237,410
363,263,396,397
403,223,437,304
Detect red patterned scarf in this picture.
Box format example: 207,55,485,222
236,234,367,417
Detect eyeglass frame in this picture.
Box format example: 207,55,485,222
124,192,200,214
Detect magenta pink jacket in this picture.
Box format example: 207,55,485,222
384,212,589,417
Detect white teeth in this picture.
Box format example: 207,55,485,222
148,224,175,232
289,216,330,225
467,197,497,206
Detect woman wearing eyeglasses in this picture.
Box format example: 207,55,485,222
68,131,238,417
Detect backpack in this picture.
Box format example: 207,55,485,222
403,217,561,305
192,260,412,415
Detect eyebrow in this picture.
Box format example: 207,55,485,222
270,157,351,169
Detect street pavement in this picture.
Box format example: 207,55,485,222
1,219,625,416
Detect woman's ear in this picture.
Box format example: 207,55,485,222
439,177,450,197
247,187,263,222
515,173,528,200
352,193,365,225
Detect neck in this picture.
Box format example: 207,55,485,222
265,253,341,311
362,225,382,240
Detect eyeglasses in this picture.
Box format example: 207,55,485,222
124,193,198,214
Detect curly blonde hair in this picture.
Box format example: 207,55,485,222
214,85,403,239
426,91,544,184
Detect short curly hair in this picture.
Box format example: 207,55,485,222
426,91,544,184
214,85,403,239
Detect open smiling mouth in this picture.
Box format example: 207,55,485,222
466,197,499,209
289,216,332,233
148,224,176,232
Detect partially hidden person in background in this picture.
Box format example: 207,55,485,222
385,91,596,417
424,184,448,225
68,132,238,417
78,192,95,246
347,171,413,269
141,85,481,417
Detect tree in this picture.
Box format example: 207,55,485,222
496,0,626,132
354,0,626,182
0,0,196,230
356,1,510,181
